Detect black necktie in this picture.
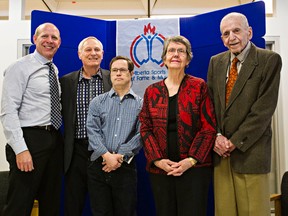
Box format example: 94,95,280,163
46,62,62,129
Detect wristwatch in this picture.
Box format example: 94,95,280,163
123,155,134,164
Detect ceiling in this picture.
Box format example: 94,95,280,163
0,0,256,20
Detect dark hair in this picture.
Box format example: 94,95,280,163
109,56,134,72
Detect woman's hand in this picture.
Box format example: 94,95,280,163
167,158,195,176
154,159,178,173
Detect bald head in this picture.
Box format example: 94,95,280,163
34,23,60,38
219,12,253,55
33,22,61,60
220,12,250,33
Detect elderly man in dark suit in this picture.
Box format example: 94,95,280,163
207,12,282,216
60,36,112,215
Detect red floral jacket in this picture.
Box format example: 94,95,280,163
139,75,216,174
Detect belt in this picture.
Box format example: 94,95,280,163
31,125,56,131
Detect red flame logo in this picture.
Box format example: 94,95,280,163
144,23,156,35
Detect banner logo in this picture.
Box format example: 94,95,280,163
117,18,179,96
130,23,165,68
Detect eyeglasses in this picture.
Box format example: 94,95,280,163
167,48,187,55
111,68,129,73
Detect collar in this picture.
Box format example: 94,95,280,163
230,41,251,63
78,68,103,81
108,88,137,99
33,50,52,65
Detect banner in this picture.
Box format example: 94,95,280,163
117,18,179,96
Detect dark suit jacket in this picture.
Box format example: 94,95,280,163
60,68,112,173
207,43,282,174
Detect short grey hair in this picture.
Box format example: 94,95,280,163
161,35,193,68
78,36,103,52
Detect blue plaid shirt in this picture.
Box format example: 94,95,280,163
87,88,143,161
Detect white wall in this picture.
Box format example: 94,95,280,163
265,0,288,176
0,1,287,176
0,21,30,170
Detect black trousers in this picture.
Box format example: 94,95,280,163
3,127,63,216
87,159,137,216
149,167,212,216
64,138,91,216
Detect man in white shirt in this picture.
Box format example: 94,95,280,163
0,22,63,216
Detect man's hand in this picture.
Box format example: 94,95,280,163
214,135,237,157
16,150,34,172
213,135,231,157
227,140,236,152
102,152,123,172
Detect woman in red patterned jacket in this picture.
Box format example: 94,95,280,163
139,35,216,216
